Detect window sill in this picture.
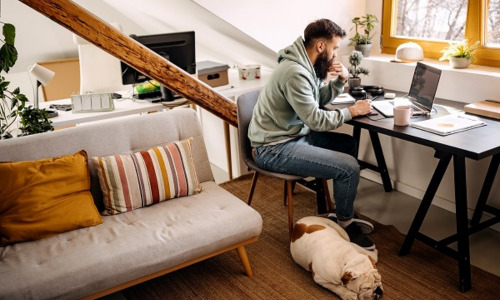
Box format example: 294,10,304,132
358,54,500,103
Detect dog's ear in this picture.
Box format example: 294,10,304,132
291,223,307,243
341,272,354,285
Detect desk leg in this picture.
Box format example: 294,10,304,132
471,153,500,226
453,154,471,292
369,131,393,192
223,121,233,180
399,152,452,256
353,127,361,157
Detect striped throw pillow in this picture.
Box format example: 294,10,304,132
92,138,201,215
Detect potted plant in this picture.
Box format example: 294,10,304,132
347,50,369,89
439,39,480,69
348,14,379,57
0,22,52,139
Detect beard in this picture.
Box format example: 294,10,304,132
314,51,333,81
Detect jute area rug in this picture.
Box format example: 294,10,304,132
123,174,500,299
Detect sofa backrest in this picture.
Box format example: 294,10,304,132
0,108,213,210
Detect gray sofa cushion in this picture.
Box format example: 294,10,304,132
0,181,262,300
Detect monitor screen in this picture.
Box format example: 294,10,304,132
121,31,196,101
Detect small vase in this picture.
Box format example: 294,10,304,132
355,44,371,57
449,57,470,69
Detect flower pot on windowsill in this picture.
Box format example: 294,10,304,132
449,57,471,69
355,44,371,57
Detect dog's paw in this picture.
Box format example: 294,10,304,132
341,292,358,300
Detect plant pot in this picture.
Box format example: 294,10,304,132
355,44,371,57
449,57,471,69
348,77,362,90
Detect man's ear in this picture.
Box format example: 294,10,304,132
316,40,325,53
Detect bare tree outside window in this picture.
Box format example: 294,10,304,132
487,0,500,46
396,0,467,41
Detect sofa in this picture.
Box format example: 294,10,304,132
0,108,263,299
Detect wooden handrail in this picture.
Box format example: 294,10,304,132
19,0,238,127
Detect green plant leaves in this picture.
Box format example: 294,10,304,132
3,24,15,45
0,23,17,73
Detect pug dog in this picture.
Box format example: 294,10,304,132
290,216,383,300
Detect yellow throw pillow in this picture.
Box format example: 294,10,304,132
92,138,202,215
0,150,103,246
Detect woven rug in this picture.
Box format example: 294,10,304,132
123,174,500,299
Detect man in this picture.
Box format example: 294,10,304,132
248,19,374,249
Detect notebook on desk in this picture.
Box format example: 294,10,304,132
372,62,442,117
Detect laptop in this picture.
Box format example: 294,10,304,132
372,62,442,117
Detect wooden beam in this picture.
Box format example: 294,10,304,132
19,0,238,127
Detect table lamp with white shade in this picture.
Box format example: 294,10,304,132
29,63,58,117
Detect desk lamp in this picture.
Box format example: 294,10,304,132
29,63,58,117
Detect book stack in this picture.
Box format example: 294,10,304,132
464,100,500,119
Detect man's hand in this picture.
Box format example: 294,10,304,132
348,99,372,117
328,61,349,82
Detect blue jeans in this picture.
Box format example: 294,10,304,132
253,131,359,220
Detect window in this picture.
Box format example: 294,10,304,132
382,0,500,67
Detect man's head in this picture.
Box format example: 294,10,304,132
304,19,346,80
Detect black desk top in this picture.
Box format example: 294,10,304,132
328,96,500,160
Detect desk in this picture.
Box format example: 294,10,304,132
331,98,500,292
41,97,165,128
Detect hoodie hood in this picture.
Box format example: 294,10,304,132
277,37,317,82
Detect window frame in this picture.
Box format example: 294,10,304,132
382,0,500,67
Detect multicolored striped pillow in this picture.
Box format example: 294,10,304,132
91,138,201,215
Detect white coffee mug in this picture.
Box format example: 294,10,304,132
393,105,413,126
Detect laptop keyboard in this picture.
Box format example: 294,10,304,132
388,100,421,112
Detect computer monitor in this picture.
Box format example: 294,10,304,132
121,31,196,101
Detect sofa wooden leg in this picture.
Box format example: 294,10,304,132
236,246,253,277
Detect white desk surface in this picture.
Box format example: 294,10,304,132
41,97,164,128
41,68,271,128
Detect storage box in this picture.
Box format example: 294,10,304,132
197,61,229,87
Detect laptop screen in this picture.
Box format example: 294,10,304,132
408,62,442,111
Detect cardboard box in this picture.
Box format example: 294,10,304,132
197,61,229,87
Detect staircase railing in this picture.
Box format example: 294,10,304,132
19,0,238,127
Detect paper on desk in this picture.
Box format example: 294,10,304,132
411,113,486,136
331,93,355,104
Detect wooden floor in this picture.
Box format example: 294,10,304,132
211,165,500,278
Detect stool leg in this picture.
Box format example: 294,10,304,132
322,179,334,211
247,172,260,206
287,180,294,238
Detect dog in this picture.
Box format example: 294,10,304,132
290,216,383,300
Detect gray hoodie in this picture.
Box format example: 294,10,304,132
248,37,351,148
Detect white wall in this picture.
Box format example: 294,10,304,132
193,0,367,55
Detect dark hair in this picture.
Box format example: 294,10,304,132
304,19,346,47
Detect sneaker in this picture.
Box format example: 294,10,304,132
327,213,374,234
343,222,376,250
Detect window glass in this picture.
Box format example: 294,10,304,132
487,0,500,46
396,0,468,41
